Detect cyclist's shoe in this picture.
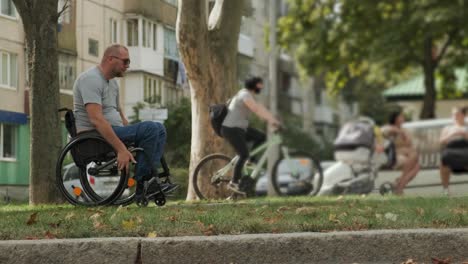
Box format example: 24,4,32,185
227,182,246,196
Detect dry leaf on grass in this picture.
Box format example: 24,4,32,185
26,212,38,225
48,221,62,228
295,207,316,215
431,257,452,264
166,215,177,222
384,212,398,221
65,212,75,220
122,220,136,230
147,231,157,238
401,259,417,264
89,213,102,220
44,231,56,239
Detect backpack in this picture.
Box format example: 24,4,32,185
334,119,375,151
209,98,232,137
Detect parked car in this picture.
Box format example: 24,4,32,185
254,160,330,196
62,162,129,201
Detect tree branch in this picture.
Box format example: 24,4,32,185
435,29,457,66
208,0,224,31
57,0,70,21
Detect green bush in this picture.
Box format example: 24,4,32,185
164,98,192,168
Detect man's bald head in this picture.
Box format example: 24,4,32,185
101,44,128,63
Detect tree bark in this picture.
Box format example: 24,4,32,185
13,0,62,204
177,0,243,200
420,36,436,119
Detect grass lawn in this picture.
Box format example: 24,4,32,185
0,195,467,240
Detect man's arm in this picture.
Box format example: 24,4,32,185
118,102,128,126
243,97,280,126
86,103,135,172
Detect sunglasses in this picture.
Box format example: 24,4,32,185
111,56,131,65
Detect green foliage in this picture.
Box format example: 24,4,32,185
279,0,468,117
164,98,192,168
280,113,333,160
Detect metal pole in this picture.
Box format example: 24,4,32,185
267,0,279,196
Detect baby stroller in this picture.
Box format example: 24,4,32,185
317,117,396,196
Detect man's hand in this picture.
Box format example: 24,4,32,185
117,149,137,174
122,117,129,126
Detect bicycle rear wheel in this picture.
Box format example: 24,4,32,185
192,154,234,200
271,150,323,196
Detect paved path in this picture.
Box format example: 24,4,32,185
376,169,468,196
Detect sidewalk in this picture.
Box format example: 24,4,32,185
1,228,467,264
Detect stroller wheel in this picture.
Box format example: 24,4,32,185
379,181,394,196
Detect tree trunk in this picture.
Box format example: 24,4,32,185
177,0,243,200
13,0,62,204
420,36,436,119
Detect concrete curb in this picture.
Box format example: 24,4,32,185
0,229,467,264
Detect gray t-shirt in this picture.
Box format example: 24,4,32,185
73,66,123,131
222,88,254,130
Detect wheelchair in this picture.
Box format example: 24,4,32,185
56,108,175,207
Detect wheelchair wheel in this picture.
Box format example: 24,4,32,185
271,150,323,196
56,138,105,206
58,136,129,206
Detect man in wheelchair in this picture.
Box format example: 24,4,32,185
72,44,177,204
439,106,468,196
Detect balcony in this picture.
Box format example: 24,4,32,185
123,0,177,26
125,16,164,76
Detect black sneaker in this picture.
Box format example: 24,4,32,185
135,179,162,202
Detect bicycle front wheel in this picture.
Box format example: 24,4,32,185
192,154,234,200
271,150,323,196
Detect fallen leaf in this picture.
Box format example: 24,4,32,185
93,220,106,229
202,224,216,236
384,212,398,221
147,231,157,238
328,213,340,224
166,215,177,222
135,216,143,224
431,257,452,264
375,213,382,219
122,220,136,230
276,206,290,212
26,212,38,225
416,208,425,216
25,236,39,240
401,259,417,264
65,212,75,220
336,195,344,201
44,231,56,239
110,205,125,220
295,207,316,215
89,213,102,220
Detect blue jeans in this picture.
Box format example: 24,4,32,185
112,121,166,181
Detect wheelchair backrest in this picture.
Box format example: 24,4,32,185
70,131,115,168
59,108,77,137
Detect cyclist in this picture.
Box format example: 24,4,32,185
72,44,177,203
221,77,281,194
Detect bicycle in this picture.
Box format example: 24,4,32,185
192,131,323,199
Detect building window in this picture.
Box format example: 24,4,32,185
110,19,119,43
88,39,99,57
0,51,18,89
164,28,178,59
0,123,16,160
144,75,162,104
0,0,16,17
59,54,75,91
127,19,139,47
57,0,71,24
142,20,157,49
